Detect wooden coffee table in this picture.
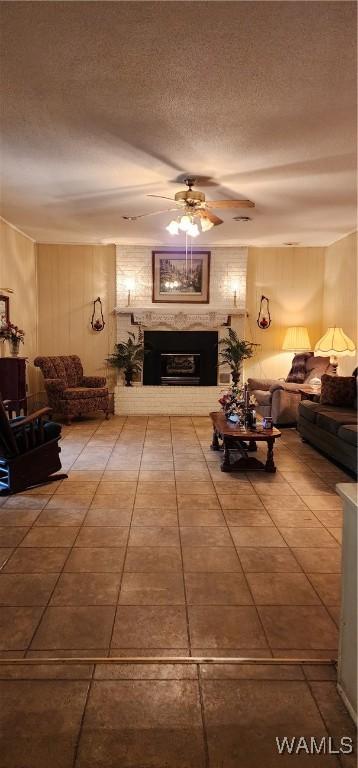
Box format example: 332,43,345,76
210,411,281,473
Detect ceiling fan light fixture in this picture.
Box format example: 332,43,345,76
178,215,191,232
187,222,200,237
166,220,180,235
200,217,214,232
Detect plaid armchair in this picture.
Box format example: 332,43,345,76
34,355,110,423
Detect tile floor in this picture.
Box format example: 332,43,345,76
0,415,356,766
0,660,356,767
0,414,351,658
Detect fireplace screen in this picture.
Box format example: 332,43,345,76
161,353,200,385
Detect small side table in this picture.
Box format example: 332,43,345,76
298,386,321,402
0,357,27,414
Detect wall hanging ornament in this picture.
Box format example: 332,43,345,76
257,295,271,329
91,297,105,332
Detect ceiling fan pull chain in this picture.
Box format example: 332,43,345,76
185,232,188,278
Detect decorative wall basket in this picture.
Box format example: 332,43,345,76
91,297,105,332
257,295,271,329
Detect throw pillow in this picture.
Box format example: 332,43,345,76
320,374,357,407
286,353,312,383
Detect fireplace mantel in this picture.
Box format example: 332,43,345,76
114,306,246,330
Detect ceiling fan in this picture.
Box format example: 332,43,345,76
122,177,255,230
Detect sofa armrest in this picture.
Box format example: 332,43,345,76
44,378,65,394
269,381,301,394
248,377,285,392
270,386,301,425
81,376,107,388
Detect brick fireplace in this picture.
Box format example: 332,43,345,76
143,331,218,386
114,245,248,414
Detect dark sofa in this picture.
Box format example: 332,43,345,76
298,400,357,474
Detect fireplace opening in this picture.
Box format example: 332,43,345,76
143,331,218,386
161,353,200,386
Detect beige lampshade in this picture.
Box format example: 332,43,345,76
314,327,356,357
282,326,311,351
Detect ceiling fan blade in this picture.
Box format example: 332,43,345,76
195,209,223,226
122,207,179,221
206,199,255,209
147,194,178,202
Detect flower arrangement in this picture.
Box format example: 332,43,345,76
218,385,245,418
0,320,25,356
219,384,257,421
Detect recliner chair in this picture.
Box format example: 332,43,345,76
0,398,67,494
247,354,333,425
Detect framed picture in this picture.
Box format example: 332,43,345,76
0,295,9,329
152,249,210,304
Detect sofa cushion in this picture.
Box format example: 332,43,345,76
337,424,358,447
286,353,312,383
316,410,358,436
62,386,108,400
253,389,272,406
320,374,356,407
298,400,321,423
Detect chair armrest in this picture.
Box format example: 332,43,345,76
10,407,51,430
44,378,65,393
270,382,301,394
81,376,106,387
248,378,285,392
9,407,53,451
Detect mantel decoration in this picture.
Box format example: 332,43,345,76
152,248,210,304
0,320,25,357
218,328,258,385
257,295,271,329
91,297,105,332
130,310,230,330
106,330,145,387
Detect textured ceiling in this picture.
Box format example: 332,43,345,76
0,1,356,245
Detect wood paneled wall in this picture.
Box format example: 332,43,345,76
322,232,357,376
37,244,117,388
245,246,326,379
0,218,39,394
24,236,358,393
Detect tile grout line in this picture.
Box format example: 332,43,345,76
22,416,123,656
22,417,112,656
108,415,148,654
174,416,192,658
72,665,95,768
304,675,346,768
199,422,274,658
197,662,211,768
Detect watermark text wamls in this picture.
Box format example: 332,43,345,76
275,736,353,755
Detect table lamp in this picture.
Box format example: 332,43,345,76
314,326,356,374
282,326,311,353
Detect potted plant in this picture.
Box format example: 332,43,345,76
0,320,25,357
218,328,258,385
106,330,145,386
